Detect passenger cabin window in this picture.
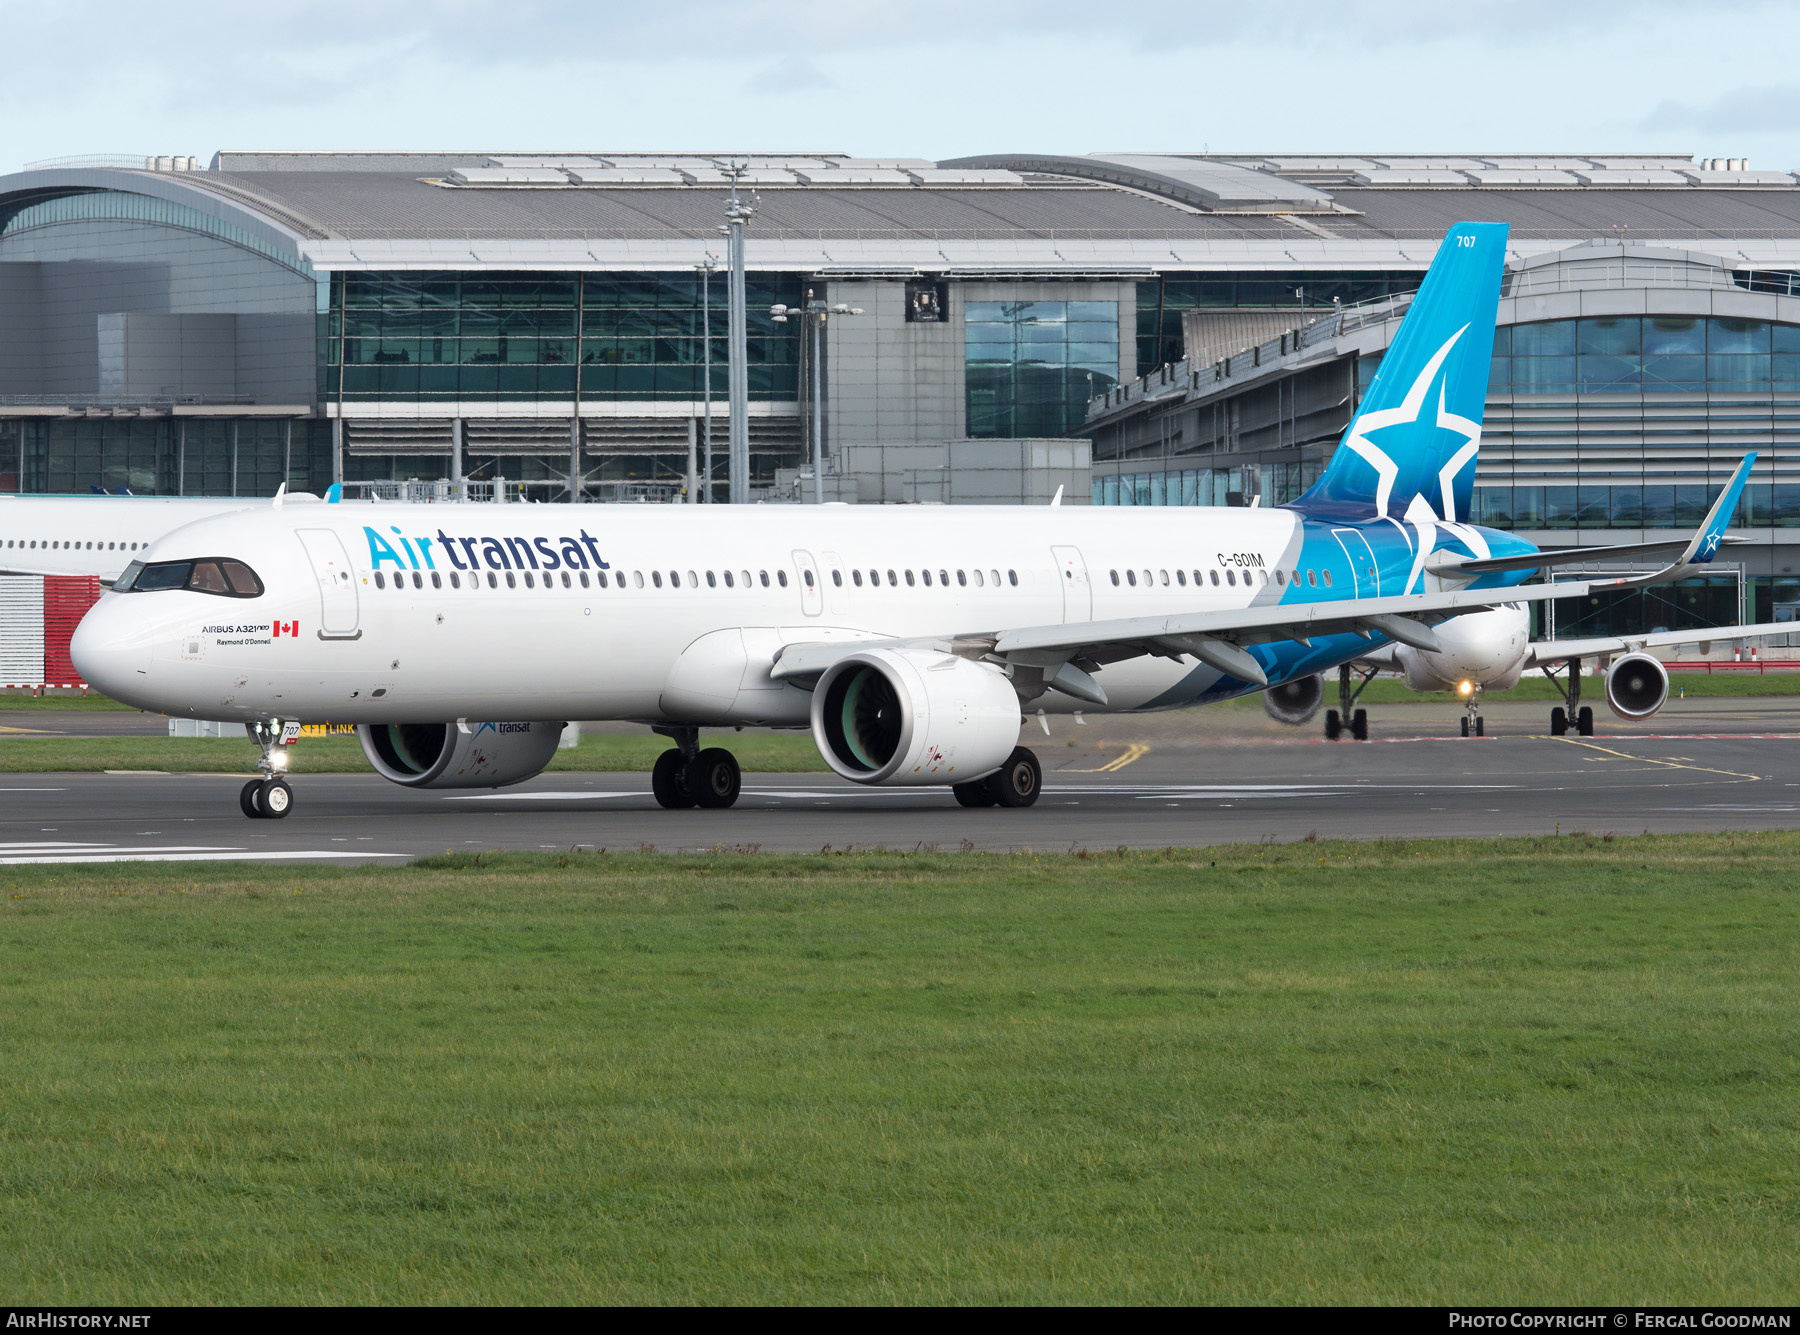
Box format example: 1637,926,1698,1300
1275,569,1286,586
1322,570,1333,587
777,570,788,587
852,570,863,587
905,570,915,586
1126,570,1136,586
760,571,769,587
1209,570,1219,586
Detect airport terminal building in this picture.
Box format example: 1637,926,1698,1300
4,149,1800,629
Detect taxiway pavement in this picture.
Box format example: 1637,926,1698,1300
0,697,1793,861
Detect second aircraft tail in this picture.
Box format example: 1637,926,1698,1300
1289,221,1509,525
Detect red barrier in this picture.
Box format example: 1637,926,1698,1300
1665,659,1800,675
42,575,101,686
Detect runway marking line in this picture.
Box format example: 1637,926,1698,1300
1557,736,1761,781
1061,742,1151,773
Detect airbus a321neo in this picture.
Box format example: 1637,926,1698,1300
71,222,1760,818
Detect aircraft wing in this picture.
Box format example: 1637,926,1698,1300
1527,622,1795,665
776,572,1691,699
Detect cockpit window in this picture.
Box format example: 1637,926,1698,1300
116,558,264,598
188,562,232,594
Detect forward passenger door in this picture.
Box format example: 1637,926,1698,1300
297,529,360,639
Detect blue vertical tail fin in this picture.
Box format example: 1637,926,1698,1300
1289,221,1509,524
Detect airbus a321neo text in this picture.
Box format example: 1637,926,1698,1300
71,223,1768,818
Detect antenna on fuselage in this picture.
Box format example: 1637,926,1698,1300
1050,485,1063,507
272,482,287,509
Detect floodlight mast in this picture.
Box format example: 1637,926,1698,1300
772,293,863,503
697,255,717,503
722,168,754,504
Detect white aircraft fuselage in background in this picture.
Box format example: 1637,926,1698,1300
0,495,258,582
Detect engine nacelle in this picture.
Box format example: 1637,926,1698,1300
1605,653,1669,721
1262,674,1323,726
812,648,1021,786
359,721,565,789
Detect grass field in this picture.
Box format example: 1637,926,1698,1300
0,691,134,711
2,834,1797,1304
0,730,832,773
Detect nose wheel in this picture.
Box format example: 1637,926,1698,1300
239,719,297,818
1460,690,1486,737
240,777,293,819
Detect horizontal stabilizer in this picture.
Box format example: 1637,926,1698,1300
1442,536,1749,576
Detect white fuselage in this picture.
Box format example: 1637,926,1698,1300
1395,603,1531,692
0,495,261,582
74,501,1326,725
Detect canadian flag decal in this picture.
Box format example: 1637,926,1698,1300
273,620,299,638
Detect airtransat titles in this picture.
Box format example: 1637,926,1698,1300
365,526,611,574
69,221,1771,820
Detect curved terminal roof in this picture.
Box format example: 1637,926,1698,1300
3,151,1800,274
940,153,1336,212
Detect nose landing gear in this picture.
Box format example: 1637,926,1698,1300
1458,686,1486,737
240,720,296,819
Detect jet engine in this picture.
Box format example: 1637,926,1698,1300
358,720,566,789
811,648,1021,785
1604,653,1669,721
1262,673,1323,726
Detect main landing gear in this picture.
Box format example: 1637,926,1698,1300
952,746,1043,809
650,725,743,809
239,720,294,819
1323,663,1375,741
1545,657,1595,737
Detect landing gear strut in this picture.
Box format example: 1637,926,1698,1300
1324,663,1375,741
1545,658,1594,737
651,725,742,810
1459,687,1486,738
239,720,294,819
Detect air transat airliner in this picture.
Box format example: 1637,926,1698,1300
70,222,1763,818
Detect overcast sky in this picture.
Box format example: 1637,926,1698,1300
4,0,1797,171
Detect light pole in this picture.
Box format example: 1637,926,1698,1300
720,168,754,503
771,290,862,503
696,255,717,502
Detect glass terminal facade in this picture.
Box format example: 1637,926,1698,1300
322,271,803,407
965,300,1119,439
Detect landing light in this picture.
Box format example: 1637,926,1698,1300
1458,680,1475,696
270,750,291,771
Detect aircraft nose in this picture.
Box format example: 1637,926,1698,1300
70,596,151,702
